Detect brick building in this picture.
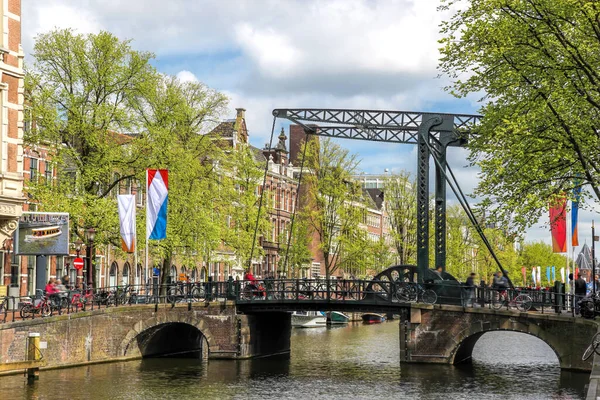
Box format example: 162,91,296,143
209,108,299,279
0,0,25,292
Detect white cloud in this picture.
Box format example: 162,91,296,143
176,70,199,83
22,0,572,248
24,3,102,52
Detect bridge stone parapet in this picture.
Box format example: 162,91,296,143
400,304,598,371
0,302,291,373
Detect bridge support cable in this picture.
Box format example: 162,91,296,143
281,127,310,276
249,115,278,272
422,135,515,289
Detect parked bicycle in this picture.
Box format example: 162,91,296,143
167,282,205,303
582,332,600,361
393,282,437,304
20,296,53,318
70,289,96,310
491,290,532,311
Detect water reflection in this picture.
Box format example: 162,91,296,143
0,321,588,400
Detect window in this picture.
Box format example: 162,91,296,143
135,264,142,286
122,263,130,286
170,265,177,283
30,158,38,181
135,180,143,206
56,256,64,280
311,262,321,278
23,108,32,134
44,163,53,183
109,262,118,287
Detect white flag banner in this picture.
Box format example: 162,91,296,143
118,194,136,253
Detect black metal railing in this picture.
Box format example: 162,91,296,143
0,278,583,324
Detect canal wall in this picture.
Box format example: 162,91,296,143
0,302,291,373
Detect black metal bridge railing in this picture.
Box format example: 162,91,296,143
0,279,579,324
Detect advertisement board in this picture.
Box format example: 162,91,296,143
15,212,70,255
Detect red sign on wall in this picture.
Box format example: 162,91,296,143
73,257,84,270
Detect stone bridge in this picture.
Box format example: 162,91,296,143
0,300,597,373
401,304,598,371
0,301,290,371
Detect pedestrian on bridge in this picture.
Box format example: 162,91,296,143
463,273,476,307
575,274,587,315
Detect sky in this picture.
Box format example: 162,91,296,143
21,0,599,258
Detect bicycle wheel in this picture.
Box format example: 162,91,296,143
191,285,206,301
313,284,325,300
20,304,32,319
592,332,600,356
491,292,506,310
421,289,437,304
394,285,412,302
583,343,595,361
41,303,52,317
515,294,532,312
166,286,180,304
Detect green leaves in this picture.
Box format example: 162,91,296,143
440,0,600,233
299,138,366,278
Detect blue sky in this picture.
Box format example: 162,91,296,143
22,0,599,256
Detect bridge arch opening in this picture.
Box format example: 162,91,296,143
135,322,208,359
454,331,560,367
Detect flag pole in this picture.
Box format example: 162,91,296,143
145,168,149,289
593,221,596,295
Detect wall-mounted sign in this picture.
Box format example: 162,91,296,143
16,212,70,255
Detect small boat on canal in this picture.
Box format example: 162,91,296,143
327,311,350,325
291,311,327,328
362,313,386,324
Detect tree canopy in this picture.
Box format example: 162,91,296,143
439,0,600,232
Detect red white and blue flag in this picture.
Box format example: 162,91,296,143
146,169,168,240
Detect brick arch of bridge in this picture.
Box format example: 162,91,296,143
449,323,562,366
404,305,597,371
120,312,217,357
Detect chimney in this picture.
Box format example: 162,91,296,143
236,108,246,120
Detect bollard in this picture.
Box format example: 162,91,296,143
27,333,41,382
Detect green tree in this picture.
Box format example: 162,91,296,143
134,75,228,285
439,0,600,232
25,28,156,253
222,144,271,272
279,212,312,278
518,241,568,285
383,171,417,265
299,138,365,279
444,205,477,281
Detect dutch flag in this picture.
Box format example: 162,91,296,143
146,169,168,240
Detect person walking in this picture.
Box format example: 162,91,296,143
575,273,587,315
463,273,476,307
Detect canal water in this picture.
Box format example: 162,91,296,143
0,321,589,399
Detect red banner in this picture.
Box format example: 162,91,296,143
550,195,567,253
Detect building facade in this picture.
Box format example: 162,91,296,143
0,0,25,291
288,125,394,278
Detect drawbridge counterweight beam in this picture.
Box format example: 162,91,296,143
273,108,485,283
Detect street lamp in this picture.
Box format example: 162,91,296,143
85,228,96,289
